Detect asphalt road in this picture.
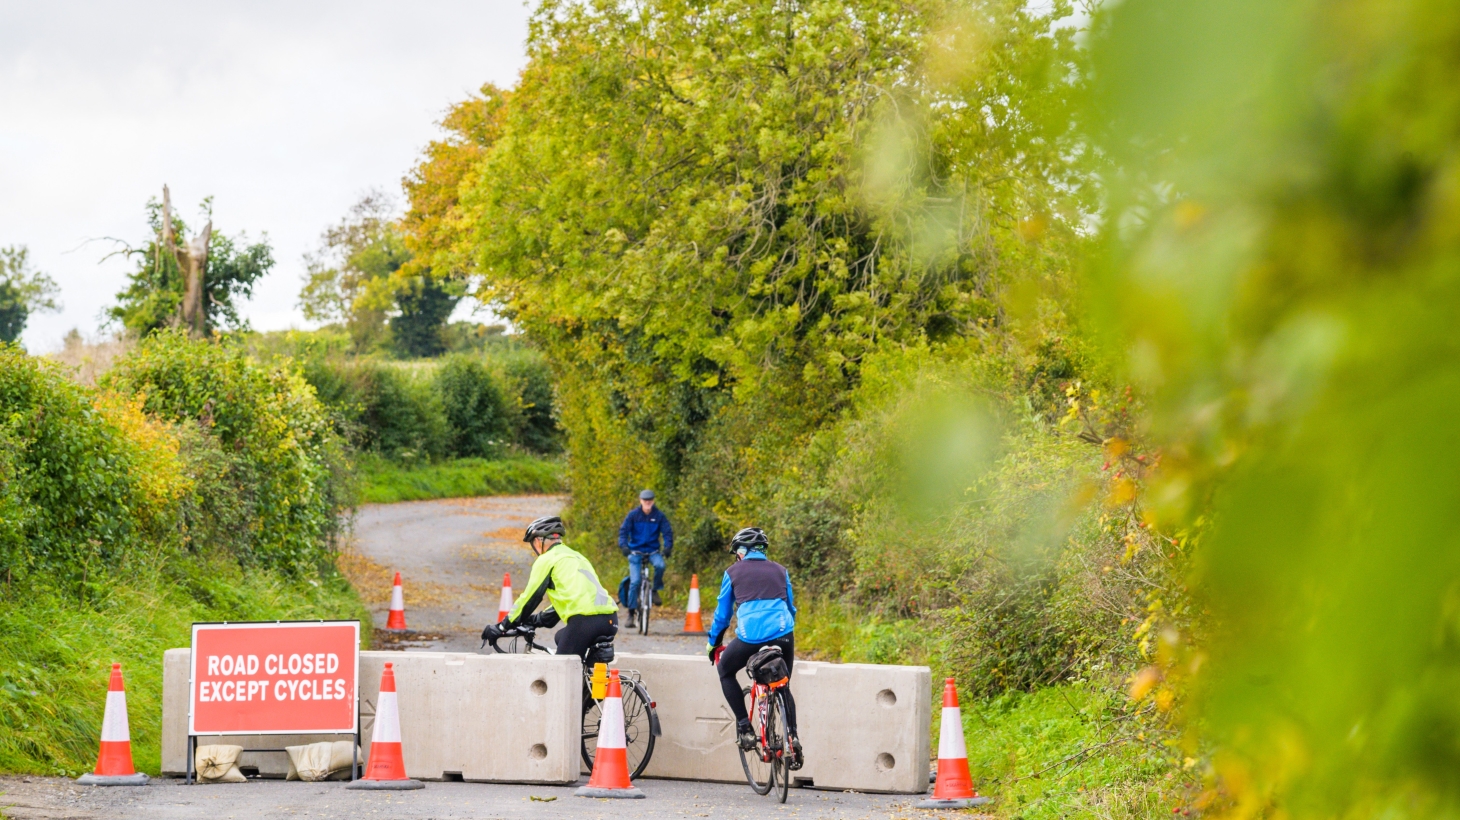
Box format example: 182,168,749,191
349,496,706,656
0,776,933,820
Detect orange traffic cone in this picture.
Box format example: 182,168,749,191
386,572,407,630
348,662,423,790
575,670,645,798
497,573,514,623
917,678,989,808
681,574,705,634
77,663,148,785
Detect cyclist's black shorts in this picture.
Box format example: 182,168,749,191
556,612,617,660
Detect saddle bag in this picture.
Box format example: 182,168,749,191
746,645,790,688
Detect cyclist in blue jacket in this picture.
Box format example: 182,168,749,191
618,489,674,629
706,527,801,763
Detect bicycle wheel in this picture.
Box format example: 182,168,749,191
638,575,652,635
582,679,657,779
738,686,774,795
769,691,791,803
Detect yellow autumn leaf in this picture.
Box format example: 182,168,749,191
1129,665,1161,701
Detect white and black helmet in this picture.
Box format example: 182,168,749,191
730,527,769,553
523,516,566,543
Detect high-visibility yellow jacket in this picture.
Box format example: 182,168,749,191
507,542,617,624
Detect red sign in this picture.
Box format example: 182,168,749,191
189,621,359,735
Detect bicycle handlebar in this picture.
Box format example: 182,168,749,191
484,623,554,654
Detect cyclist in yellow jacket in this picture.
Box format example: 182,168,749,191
481,516,619,659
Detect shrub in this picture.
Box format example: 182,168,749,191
101,331,349,574
435,355,510,457
0,344,176,586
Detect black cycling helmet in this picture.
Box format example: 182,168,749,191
523,516,566,543
730,527,769,553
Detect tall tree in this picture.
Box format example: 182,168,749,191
0,246,61,344
299,191,461,357
108,187,273,337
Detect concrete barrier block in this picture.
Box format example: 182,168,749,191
617,653,930,794
358,651,581,784
793,661,930,793
162,649,582,784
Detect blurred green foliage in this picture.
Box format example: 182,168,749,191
1087,0,1460,815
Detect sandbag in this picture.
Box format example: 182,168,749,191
195,744,246,783
285,740,358,782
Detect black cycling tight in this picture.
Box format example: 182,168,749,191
717,633,797,734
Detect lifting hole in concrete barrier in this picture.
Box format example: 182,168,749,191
530,679,548,695
876,753,896,771
529,744,548,760
877,688,897,707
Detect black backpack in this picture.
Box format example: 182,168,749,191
746,645,789,687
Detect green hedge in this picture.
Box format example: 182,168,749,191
358,455,563,504
0,336,365,776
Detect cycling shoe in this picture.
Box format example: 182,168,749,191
737,721,757,751
789,737,804,770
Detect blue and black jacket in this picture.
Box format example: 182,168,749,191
708,552,796,645
618,506,675,555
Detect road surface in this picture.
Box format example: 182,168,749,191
346,496,706,655
0,775,931,819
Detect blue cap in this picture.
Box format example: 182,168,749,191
639,489,656,500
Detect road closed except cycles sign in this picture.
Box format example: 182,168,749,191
189,621,360,735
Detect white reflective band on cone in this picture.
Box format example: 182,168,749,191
373,692,403,743
598,693,627,748
389,584,405,611
101,691,130,742
687,587,700,609
938,705,967,759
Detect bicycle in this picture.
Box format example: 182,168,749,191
636,564,654,635
485,623,660,778
737,648,799,802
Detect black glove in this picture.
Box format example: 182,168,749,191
620,546,630,556
481,622,504,643
663,549,672,560
527,608,561,629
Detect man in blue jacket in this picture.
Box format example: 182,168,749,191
618,489,674,629
706,527,801,765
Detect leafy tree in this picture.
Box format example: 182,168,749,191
414,0,1090,558
300,192,461,357
108,197,272,337
0,246,60,344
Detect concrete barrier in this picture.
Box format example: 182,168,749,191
616,653,930,793
162,648,929,793
162,649,581,783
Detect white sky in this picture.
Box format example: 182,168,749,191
0,1,532,352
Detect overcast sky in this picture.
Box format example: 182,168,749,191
0,1,531,352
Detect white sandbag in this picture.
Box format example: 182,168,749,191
285,740,358,782
195,744,246,783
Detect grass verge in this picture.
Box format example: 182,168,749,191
962,682,1195,819
358,455,564,504
0,559,369,777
